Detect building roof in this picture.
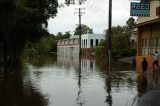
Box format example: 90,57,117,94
135,18,160,27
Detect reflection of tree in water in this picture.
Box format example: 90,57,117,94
23,54,57,67
105,76,112,106
0,67,48,106
95,58,132,73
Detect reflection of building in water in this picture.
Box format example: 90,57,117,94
57,34,105,54
57,53,79,68
136,70,160,97
57,53,96,70
81,55,96,72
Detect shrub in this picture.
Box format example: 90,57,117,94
120,49,131,57
95,46,105,57
130,48,136,56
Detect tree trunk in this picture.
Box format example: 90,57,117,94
3,33,8,74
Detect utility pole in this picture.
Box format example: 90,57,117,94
78,0,82,58
108,0,112,73
74,0,85,58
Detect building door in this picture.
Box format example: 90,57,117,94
90,39,93,49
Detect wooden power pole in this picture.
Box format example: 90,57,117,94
108,0,112,73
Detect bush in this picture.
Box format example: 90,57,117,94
112,50,118,56
130,48,136,56
95,46,105,57
120,49,129,57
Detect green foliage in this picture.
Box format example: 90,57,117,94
95,40,107,57
130,48,136,56
23,31,72,56
74,24,93,35
126,17,136,29
101,17,137,59
56,31,71,40
95,46,105,56
0,0,59,73
0,0,58,56
120,49,131,57
23,35,57,56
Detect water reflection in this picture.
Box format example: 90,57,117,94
3,54,160,106
0,67,48,106
105,76,112,106
76,55,83,106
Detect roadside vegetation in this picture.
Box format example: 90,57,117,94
95,17,137,59
0,0,66,74
23,32,71,57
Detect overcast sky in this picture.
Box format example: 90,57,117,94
48,0,134,35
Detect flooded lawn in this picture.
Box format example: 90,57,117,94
0,54,160,106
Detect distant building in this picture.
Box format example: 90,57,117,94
81,34,105,53
136,0,160,72
57,35,79,54
57,34,105,55
130,28,137,48
131,28,137,42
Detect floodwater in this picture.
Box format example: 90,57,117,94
0,54,160,106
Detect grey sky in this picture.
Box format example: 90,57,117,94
48,0,134,35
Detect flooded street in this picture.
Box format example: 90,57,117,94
0,54,160,106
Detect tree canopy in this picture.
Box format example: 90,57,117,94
0,0,58,73
0,0,58,54
74,24,93,35
96,17,136,58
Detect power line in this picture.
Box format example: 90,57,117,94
83,0,107,24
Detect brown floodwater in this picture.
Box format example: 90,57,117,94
0,54,160,106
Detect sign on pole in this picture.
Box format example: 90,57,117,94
130,2,150,17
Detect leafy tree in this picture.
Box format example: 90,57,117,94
74,24,93,35
98,17,136,58
63,31,71,39
0,0,58,73
126,17,136,29
56,32,63,39
55,31,71,40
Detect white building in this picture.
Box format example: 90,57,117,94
81,34,105,53
57,35,79,54
57,34,105,54
130,28,137,42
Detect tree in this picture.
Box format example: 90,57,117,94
126,17,136,29
63,31,71,39
56,32,63,40
101,17,137,58
74,24,93,35
0,0,58,73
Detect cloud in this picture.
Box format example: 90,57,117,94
48,0,132,35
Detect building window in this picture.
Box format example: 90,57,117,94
86,39,87,48
152,39,156,46
90,39,93,48
96,39,98,46
142,39,145,47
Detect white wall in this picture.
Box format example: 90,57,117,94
81,34,105,48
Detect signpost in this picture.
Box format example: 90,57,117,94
130,2,150,17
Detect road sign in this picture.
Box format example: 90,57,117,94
130,2,150,17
